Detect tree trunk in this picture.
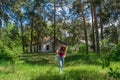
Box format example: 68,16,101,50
53,0,56,52
0,20,1,38
93,5,100,53
0,4,2,38
37,30,40,52
30,15,34,52
99,3,103,40
36,36,39,53
112,26,118,44
90,0,96,52
20,16,25,53
80,1,88,54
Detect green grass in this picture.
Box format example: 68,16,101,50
0,53,119,80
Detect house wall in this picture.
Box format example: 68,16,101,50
38,45,42,52
27,46,35,53
28,38,62,53
39,39,61,53
32,46,34,52
28,47,30,52
41,41,53,52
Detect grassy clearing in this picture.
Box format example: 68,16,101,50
0,53,119,80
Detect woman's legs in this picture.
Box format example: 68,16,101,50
58,56,64,72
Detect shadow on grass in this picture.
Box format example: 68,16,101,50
20,53,56,65
20,53,102,66
65,54,102,66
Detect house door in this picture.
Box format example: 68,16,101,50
34,46,37,52
46,45,49,51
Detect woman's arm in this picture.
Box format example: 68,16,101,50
63,47,67,58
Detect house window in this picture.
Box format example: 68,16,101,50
46,45,49,50
39,45,41,50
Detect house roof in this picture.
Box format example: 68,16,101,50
31,37,67,45
43,37,51,42
79,40,92,46
53,37,67,45
32,37,51,45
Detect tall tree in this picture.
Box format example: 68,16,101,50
98,1,104,40
80,0,88,54
25,0,47,52
11,0,27,53
0,0,9,39
33,13,47,52
90,0,96,52
0,1,3,38
93,0,100,53
0,20,1,38
20,16,25,53
53,0,56,52
30,11,34,52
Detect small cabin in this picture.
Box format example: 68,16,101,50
28,37,65,53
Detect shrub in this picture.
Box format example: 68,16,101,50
110,43,120,61
0,41,17,62
108,67,120,79
100,39,116,54
101,43,120,79
78,44,86,54
67,46,73,54
0,48,16,61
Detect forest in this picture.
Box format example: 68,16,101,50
0,0,120,80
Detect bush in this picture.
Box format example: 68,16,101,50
100,39,116,54
110,43,120,61
0,49,12,61
101,43,120,79
108,67,120,79
78,44,86,54
110,50,120,61
0,41,17,62
0,48,16,61
67,46,72,54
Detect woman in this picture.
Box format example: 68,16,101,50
57,44,67,73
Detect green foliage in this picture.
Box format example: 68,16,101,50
2,23,21,49
0,41,12,61
101,56,110,68
23,26,31,47
67,44,86,54
67,46,72,54
0,49,13,61
108,67,120,79
78,44,86,54
102,43,120,63
101,43,120,79
110,43,120,61
0,23,22,62
100,39,116,54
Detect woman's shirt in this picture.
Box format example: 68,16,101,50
59,52,65,58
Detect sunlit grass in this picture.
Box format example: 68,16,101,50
0,53,119,80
